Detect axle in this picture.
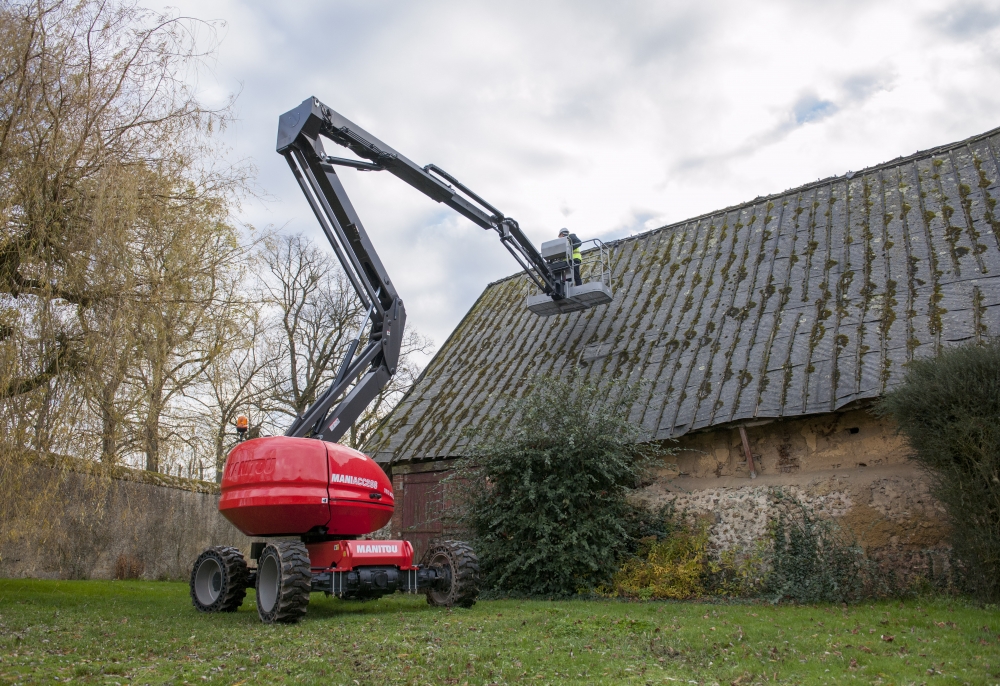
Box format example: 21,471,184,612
310,565,449,600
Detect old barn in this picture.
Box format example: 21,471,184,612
366,126,1000,570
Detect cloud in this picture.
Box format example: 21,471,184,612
931,1,1000,37
841,68,896,101
674,65,896,174
147,0,1000,358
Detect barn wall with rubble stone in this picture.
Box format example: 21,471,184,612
385,407,952,580
634,406,952,582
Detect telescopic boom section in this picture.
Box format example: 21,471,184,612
276,96,564,443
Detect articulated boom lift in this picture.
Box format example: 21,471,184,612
188,97,612,623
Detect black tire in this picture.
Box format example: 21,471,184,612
422,540,480,608
255,541,311,624
190,546,248,613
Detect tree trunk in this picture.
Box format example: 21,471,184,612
143,412,160,472
99,379,120,463
214,426,226,483
143,371,165,472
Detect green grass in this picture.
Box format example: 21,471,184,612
0,580,998,685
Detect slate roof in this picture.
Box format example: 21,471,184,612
367,126,1000,465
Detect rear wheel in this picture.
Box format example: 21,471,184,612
255,541,311,624
190,546,248,613
422,540,480,608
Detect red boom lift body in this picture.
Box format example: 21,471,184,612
220,437,394,538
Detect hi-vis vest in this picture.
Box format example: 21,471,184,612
568,235,582,262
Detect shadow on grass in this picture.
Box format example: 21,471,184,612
291,592,442,620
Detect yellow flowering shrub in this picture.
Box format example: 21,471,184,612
608,525,710,600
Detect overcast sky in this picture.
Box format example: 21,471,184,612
153,0,1000,360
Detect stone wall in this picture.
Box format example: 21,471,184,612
635,406,952,582
0,458,250,580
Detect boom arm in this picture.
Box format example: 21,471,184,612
277,96,563,443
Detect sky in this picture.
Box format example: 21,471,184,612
152,0,1000,362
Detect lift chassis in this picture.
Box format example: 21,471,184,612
191,433,478,623
191,538,478,623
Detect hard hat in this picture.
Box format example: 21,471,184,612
558,228,569,237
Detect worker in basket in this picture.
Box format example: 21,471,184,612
559,228,583,286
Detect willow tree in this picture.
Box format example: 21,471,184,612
0,0,251,471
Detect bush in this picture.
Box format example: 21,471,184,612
765,492,868,603
620,501,683,554
608,523,709,599
706,542,768,598
876,339,1000,601
114,553,144,580
607,504,767,601
453,376,665,597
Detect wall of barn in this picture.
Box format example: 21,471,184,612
385,459,465,563
662,405,910,478
0,459,250,581
636,406,951,581
387,406,951,581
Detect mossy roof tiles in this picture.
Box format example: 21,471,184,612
366,125,1000,464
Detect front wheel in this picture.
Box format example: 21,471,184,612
422,540,480,608
255,541,311,624
190,546,248,613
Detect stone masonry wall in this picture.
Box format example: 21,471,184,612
635,407,952,582
0,459,250,580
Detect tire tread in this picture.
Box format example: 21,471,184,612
256,541,311,624
422,540,480,608
190,546,248,613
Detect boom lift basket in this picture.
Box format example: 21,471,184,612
526,239,614,316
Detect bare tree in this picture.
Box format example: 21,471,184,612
257,234,434,449
347,328,433,450
79,296,143,464
199,290,278,480
259,234,366,428
129,191,247,472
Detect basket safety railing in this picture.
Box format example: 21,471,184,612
578,238,611,289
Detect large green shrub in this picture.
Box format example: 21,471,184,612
877,339,1000,601
452,376,664,597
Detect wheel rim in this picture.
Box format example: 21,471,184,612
428,550,454,601
194,557,223,606
258,552,280,613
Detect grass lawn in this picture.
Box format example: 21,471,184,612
0,580,997,685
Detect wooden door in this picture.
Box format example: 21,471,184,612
401,470,446,563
